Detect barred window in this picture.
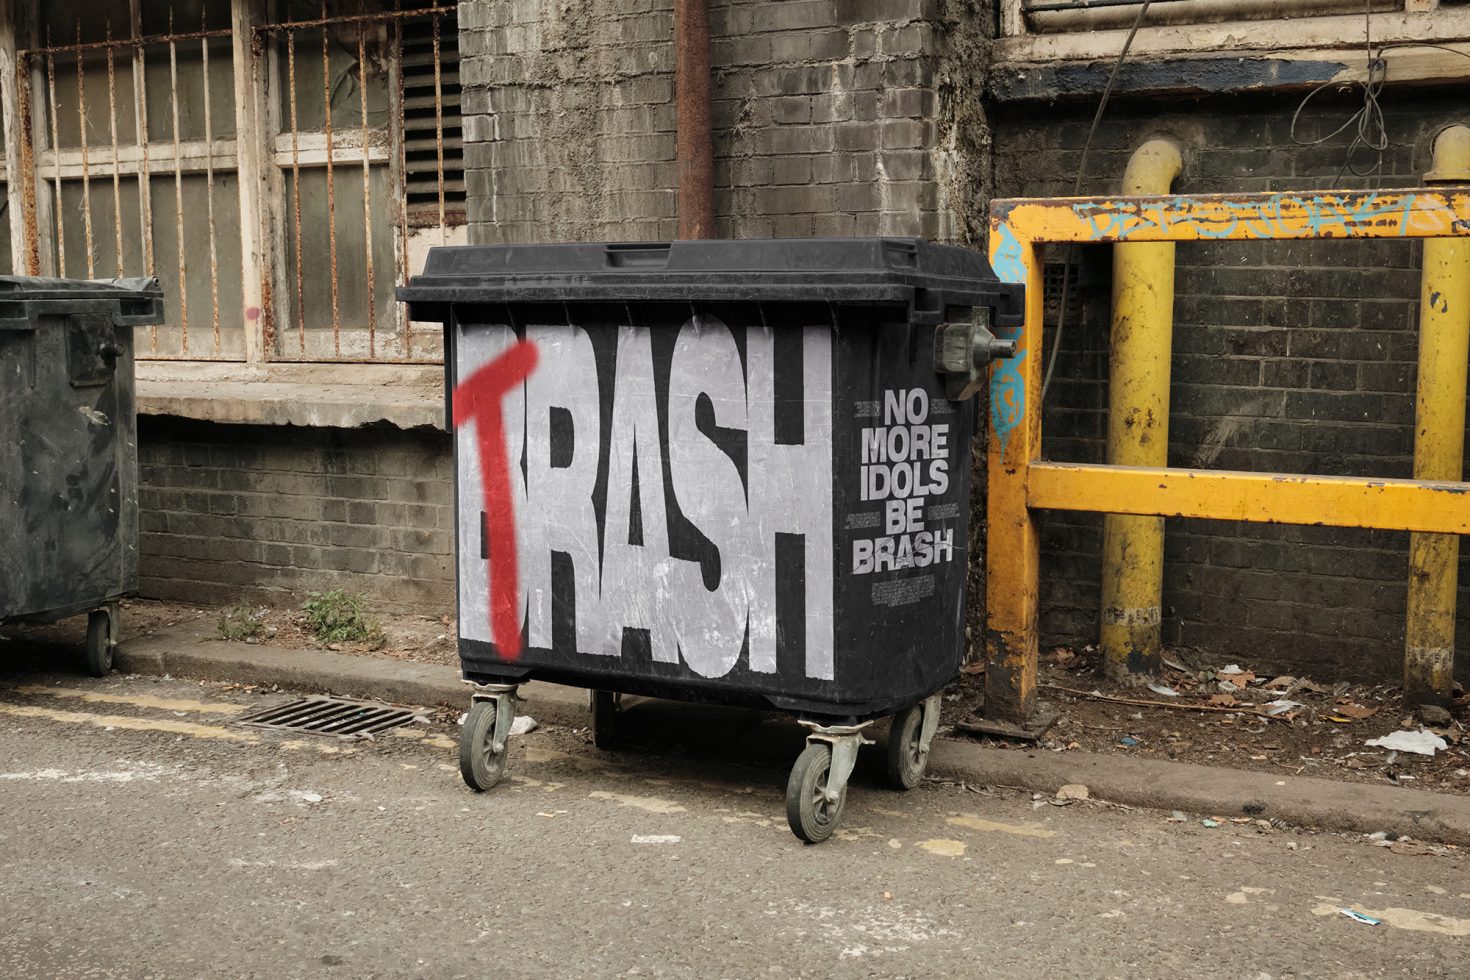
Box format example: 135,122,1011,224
20,0,461,364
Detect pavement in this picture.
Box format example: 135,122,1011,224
2,657,1469,979
113,628,1470,848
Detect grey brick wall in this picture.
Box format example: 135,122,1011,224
458,0,681,243
460,0,994,246
992,89,1469,682
137,418,454,615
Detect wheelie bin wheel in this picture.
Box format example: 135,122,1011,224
786,742,846,844
85,608,114,677
459,701,508,791
884,701,931,790
590,690,620,749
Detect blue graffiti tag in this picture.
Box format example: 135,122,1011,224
990,221,1028,286
1073,192,1422,243
988,219,1029,458
990,340,1027,458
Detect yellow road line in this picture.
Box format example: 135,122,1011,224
10,685,246,716
1312,901,1470,936
389,728,458,750
277,738,356,756
0,703,260,742
588,790,686,814
947,813,1056,839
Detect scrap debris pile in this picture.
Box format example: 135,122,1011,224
968,646,1470,793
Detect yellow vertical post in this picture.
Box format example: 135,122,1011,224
1405,125,1470,711
984,231,1045,725
1099,139,1182,683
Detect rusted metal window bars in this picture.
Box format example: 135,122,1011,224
14,0,461,364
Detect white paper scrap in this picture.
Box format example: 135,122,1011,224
1366,729,1447,757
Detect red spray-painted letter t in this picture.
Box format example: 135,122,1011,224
452,339,538,658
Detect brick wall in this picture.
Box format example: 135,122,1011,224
137,417,454,614
992,88,1469,682
459,0,995,246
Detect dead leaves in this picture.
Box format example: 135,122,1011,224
1045,646,1082,669
1326,701,1380,723
1219,670,1255,690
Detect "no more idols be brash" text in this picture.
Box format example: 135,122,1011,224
853,387,955,576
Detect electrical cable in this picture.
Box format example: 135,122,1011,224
1040,0,1152,407
1377,41,1470,63
1039,2,1470,404
1289,0,1388,184
1288,8,1470,186
1285,3,1470,185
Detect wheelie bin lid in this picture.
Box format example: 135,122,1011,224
0,275,164,330
399,238,1023,327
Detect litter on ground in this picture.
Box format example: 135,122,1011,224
1366,730,1448,757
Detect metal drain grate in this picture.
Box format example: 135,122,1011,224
236,696,426,739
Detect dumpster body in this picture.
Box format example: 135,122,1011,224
401,239,1021,840
0,277,163,675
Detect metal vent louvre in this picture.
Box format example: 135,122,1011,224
237,696,427,738
1042,260,1085,326
401,10,465,218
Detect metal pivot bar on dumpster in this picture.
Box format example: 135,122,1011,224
977,186,1470,731
400,238,1023,843
0,276,165,676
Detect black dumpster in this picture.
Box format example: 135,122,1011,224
401,239,1021,841
0,276,163,675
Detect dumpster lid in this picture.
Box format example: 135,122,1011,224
399,239,1023,326
0,276,165,330
0,275,162,300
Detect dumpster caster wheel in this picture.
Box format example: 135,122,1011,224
459,701,508,792
85,609,114,677
590,690,621,749
885,694,942,791
885,704,927,790
786,743,845,844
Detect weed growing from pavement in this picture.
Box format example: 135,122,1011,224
301,590,385,648
217,605,266,642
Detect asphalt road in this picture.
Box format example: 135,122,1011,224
1,656,1467,979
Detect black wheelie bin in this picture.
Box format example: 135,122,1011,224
400,239,1022,842
0,276,163,675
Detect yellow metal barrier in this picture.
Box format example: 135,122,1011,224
983,186,1470,726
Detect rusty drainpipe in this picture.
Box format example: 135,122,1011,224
674,0,713,240
1404,124,1470,714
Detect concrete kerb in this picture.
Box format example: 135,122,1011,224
927,743,1470,847
117,630,1470,847
115,632,590,727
